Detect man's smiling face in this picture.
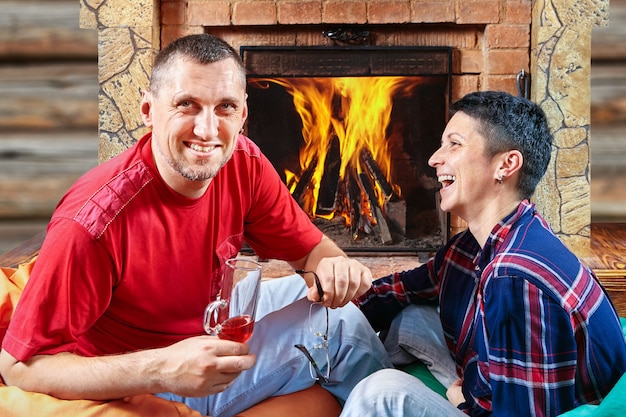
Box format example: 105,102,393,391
141,56,248,196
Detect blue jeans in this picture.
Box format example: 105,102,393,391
382,304,457,388
157,274,392,417
340,304,462,417
340,369,466,417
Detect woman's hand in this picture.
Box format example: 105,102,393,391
446,378,465,407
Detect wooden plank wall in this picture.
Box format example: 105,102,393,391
0,0,98,219
590,0,626,221
591,0,626,124
0,0,98,251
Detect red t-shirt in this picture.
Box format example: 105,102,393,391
3,133,322,360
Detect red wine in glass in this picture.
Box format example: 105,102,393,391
219,315,254,343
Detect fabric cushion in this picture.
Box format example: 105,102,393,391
558,371,626,417
0,257,34,344
0,380,339,417
235,383,341,417
0,383,202,417
400,360,448,397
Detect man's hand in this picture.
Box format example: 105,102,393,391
155,336,256,397
291,236,373,308
309,256,373,308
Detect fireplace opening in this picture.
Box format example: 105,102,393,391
243,46,452,253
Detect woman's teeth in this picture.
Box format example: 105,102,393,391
438,175,456,187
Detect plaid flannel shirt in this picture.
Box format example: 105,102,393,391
356,200,626,416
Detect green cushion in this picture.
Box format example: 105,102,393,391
400,360,447,398
558,405,597,417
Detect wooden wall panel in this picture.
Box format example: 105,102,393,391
0,0,98,231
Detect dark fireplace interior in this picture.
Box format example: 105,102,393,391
243,46,452,253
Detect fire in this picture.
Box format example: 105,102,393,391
250,76,416,222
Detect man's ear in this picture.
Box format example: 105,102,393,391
241,94,249,127
140,90,153,128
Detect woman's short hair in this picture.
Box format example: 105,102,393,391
451,91,553,199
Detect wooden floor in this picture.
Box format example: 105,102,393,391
583,223,626,317
586,223,626,271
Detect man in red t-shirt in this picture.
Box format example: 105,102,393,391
0,34,390,416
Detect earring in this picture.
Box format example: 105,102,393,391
497,175,503,184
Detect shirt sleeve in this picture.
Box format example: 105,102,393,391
242,148,323,262
475,275,578,417
355,261,440,331
2,219,115,361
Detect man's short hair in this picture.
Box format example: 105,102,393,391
149,34,247,96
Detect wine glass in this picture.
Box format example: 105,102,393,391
203,258,262,343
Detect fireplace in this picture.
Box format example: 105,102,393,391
243,46,451,251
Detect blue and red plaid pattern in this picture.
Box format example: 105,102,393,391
356,200,626,416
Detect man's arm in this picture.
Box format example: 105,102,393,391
0,336,255,400
289,235,373,308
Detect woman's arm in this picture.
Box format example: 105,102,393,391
480,276,577,416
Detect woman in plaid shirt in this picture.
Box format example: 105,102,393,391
341,91,626,417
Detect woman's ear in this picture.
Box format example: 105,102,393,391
139,90,153,128
497,149,523,181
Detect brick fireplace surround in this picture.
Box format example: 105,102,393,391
78,0,609,262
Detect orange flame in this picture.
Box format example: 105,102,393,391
251,76,417,218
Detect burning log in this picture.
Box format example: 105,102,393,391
317,134,342,216
347,170,362,241
358,172,393,245
291,155,318,204
360,149,394,199
384,199,407,236
288,135,403,246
